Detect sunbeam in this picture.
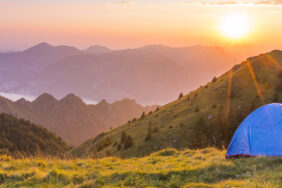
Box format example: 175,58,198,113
246,60,265,104
225,70,233,123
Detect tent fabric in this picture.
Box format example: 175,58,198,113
226,103,282,158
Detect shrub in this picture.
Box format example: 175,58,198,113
278,70,282,78
178,92,184,99
156,106,160,111
169,125,173,129
103,137,111,147
153,127,159,133
72,175,84,185
113,141,118,146
124,135,133,149
145,124,152,141
121,131,127,143
156,149,177,156
141,112,146,119
194,106,200,113
145,134,151,141
276,80,282,93
212,76,217,82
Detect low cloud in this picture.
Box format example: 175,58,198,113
185,0,282,6
255,0,282,4
112,0,132,5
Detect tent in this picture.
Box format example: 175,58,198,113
226,103,282,158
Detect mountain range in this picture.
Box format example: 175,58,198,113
0,93,156,146
71,50,282,158
0,42,241,105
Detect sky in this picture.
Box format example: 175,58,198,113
0,0,282,52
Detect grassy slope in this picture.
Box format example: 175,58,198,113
72,50,282,158
0,113,69,157
0,148,281,187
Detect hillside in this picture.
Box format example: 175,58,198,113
0,113,68,156
0,43,240,105
0,148,280,187
72,50,282,158
0,94,156,146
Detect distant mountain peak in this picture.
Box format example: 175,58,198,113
96,99,110,109
60,93,85,106
98,99,109,105
24,42,53,52
15,98,29,105
84,45,111,54
33,93,57,104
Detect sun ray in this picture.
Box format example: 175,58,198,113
225,70,233,124
265,54,282,68
246,60,265,104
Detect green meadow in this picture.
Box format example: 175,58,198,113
0,148,281,187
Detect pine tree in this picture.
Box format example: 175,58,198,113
178,92,184,99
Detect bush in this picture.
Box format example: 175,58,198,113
212,76,217,82
194,106,200,113
145,124,152,141
121,131,127,143
153,127,159,133
141,112,146,119
145,134,151,141
124,135,133,149
103,137,111,147
178,92,184,99
276,80,282,93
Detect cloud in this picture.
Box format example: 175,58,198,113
112,0,132,5
255,0,282,4
185,0,282,6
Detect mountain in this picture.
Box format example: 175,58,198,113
0,42,81,94
84,45,112,54
0,94,156,146
0,113,68,156
0,43,240,105
72,50,282,158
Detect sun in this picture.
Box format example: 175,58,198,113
220,13,250,40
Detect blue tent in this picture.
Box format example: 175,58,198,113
226,103,282,158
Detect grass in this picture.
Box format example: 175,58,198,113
72,50,282,158
0,148,281,187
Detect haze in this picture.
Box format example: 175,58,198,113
1,0,282,53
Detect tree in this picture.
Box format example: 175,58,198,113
124,135,133,149
103,137,111,147
141,112,146,119
194,106,200,113
121,131,127,143
273,93,279,102
212,76,217,82
145,124,152,141
156,106,160,111
178,92,184,99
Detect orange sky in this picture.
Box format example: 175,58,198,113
0,0,282,53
